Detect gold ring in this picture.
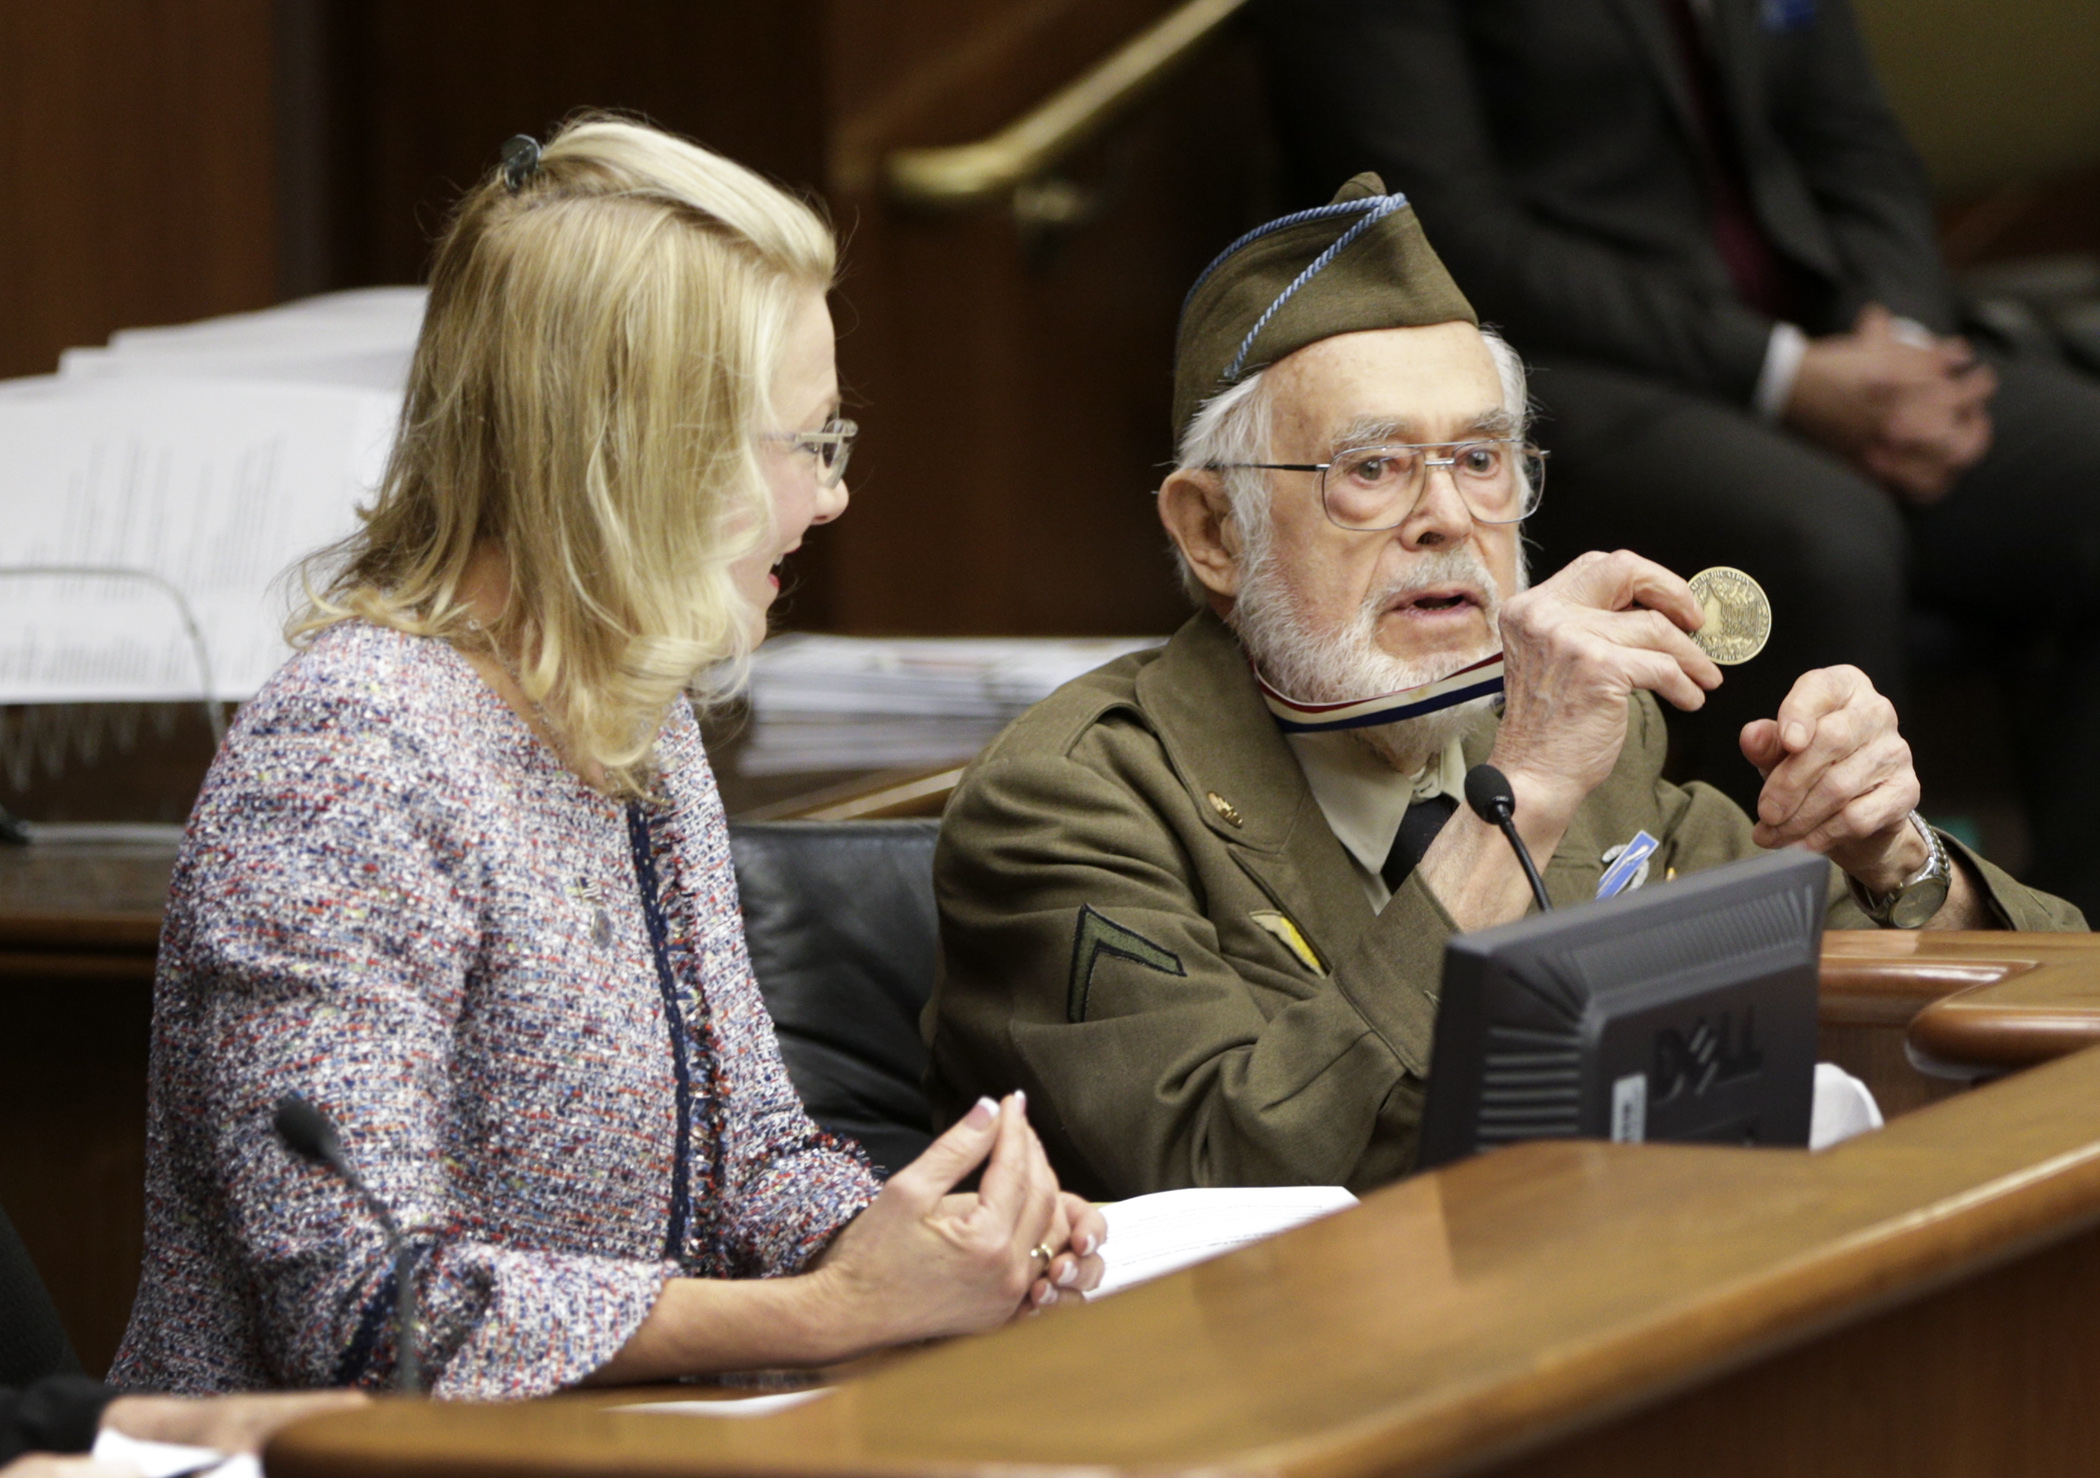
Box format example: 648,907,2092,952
1030,1242,1055,1275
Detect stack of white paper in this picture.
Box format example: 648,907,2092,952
56,287,426,392
0,380,400,702
737,714,1015,775
736,633,1164,772
750,634,1163,718
0,290,421,706
616,1388,831,1419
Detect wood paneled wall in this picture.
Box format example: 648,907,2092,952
815,0,1271,637
1855,0,2100,196
280,0,1267,638
0,0,280,381
6,2,2096,626
280,1,829,293
37,0,1268,638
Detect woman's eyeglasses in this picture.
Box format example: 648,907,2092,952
763,416,858,489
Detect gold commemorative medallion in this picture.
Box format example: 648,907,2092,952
1687,566,1771,665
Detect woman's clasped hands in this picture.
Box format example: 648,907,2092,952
812,1092,1106,1349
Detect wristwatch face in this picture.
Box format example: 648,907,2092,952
1848,815,1951,928
1889,872,1952,930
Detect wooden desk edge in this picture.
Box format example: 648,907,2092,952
266,1047,2100,1478
1906,935,2100,1071
3,922,2044,998
0,910,163,954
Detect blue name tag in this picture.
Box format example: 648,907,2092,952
1597,830,1661,899
1761,0,1816,32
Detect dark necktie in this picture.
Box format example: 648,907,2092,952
1657,0,1806,321
1381,793,1457,893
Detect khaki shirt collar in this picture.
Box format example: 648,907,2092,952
1287,730,1469,910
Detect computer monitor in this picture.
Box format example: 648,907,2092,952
1416,848,1827,1170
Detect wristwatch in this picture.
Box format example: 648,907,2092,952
1848,811,1951,929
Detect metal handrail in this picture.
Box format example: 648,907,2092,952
882,0,1254,211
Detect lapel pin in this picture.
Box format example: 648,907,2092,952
572,878,612,947
1206,791,1244,828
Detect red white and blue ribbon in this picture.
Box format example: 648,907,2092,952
1256,652,1506,734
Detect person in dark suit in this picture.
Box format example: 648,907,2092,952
1257,0,2100,917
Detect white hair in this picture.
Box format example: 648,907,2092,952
1167,327,1533,605
1169,372,1277,603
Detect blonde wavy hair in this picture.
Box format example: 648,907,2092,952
295,114,836,796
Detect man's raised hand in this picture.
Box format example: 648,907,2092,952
1490,550,1722,831
1739,665,1925,891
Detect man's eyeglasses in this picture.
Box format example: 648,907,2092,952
763,416,858,489
1211,439,1547,531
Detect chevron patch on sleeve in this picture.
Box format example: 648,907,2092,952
1068,904,1186,1021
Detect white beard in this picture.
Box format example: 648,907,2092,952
1231,542,1516,775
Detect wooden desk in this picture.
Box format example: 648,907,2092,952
0,838,169,981
0,760,960,977
271,1040,2100,1478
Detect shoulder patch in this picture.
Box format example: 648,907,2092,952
1068,904,1185,1021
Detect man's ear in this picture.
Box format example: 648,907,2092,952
1159,468,1247,602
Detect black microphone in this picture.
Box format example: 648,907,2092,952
273,1095,422,1393
1463,764,1552,914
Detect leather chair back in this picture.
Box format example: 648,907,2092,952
0,1199,80,1385
730,820,940,1176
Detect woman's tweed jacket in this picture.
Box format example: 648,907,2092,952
109,621,879,1399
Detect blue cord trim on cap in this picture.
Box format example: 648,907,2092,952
1181,195,1401,316
1222,195,1406,382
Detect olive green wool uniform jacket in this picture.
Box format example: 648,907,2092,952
924,612,2084,1200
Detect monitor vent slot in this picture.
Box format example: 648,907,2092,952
1479,1024,1582,1142
1557,883,1818,993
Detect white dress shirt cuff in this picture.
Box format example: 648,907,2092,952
1753,321,1809,421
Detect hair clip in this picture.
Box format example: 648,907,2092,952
501,134,542,193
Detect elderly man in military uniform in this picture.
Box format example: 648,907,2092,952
924,178,2083,1201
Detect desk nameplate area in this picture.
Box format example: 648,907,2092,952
268,1037,2100,1478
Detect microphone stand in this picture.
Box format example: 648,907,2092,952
1463,764,1552,914
274,1096,422,1393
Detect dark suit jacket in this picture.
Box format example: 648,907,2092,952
1258,0,1954,403
0,1379,112,1464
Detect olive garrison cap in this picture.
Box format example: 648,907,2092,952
1172,173,1477,442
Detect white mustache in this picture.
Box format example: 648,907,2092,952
1362,548,1499,611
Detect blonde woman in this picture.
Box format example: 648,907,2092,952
109,117,1104,1401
